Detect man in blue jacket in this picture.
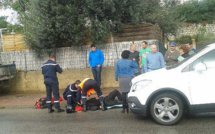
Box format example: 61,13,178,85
89,44,104,87
145,45,165,73
42,55,64,113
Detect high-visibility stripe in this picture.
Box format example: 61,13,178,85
99,95,103,98
46,101,51,103
42,63,58,67
54,101,59,103
82,96,87,98
69,85,77,92
67,95,72,97
79,78,90,89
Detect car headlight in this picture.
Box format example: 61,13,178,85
131,80,152,92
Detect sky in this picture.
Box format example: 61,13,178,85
0,8,18,24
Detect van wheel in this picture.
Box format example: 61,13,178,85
150,93,184,125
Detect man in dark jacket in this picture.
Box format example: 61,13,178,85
129,44,140,75
42,55,64,113
63,80,81,113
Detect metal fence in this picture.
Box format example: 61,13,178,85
0,40,158,71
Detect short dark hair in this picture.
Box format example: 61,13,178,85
49,54,55,59
75,80,81,85
142,41,148,45
90,44,96,48
121,50,130,59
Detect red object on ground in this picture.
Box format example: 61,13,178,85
75,106,83,112
35,97,63,109
36,102,41,109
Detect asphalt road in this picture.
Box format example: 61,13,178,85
1,107,215,134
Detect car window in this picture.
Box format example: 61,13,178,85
191,49,215,71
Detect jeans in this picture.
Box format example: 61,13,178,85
134,68,139,76
92,66,102,87
141,65,145,74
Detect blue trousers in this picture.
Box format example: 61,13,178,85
92,66,102,87
141,65,146,74
45,83,60,109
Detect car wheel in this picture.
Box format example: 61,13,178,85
150,93,184,125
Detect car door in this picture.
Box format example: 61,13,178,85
188,49,215,111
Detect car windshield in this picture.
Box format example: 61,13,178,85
166,46,207,70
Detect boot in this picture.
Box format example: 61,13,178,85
83,105,87,112
48,108,54,113
57,108,65,113
66,105,73,114
101,101,106,111
71,104,76,113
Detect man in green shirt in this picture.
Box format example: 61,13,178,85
139,41,151,74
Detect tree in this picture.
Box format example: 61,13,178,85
174,0,215,24
0,16,8,28
6,0,184,55
142,0,183,35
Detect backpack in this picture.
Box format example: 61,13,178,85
87,98,101,111
35,97,47,109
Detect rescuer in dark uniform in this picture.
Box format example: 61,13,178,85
42,55,64,113
63,80,81,113
76,78,105,112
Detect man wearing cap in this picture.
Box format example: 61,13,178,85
89,45,104,87
164,42,180,66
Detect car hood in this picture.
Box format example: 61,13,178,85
132,68,172,84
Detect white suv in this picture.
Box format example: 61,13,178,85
128,43,215,125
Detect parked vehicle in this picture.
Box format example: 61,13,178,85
0,63,16,87
128,43,215,125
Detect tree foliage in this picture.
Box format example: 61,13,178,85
0,16,8,28
174,0,215,24
5,0,184,55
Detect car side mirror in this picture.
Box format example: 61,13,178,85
194,62,207,71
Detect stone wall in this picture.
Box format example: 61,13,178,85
167,23,215,41
2,67,117,93
176,23,215,38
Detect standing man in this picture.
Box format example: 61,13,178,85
145,45,165,73
42,55,64,113
89,44,104,87
164,42,180,66
129,44,139,75
186,41,197,56
139,41,151,74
